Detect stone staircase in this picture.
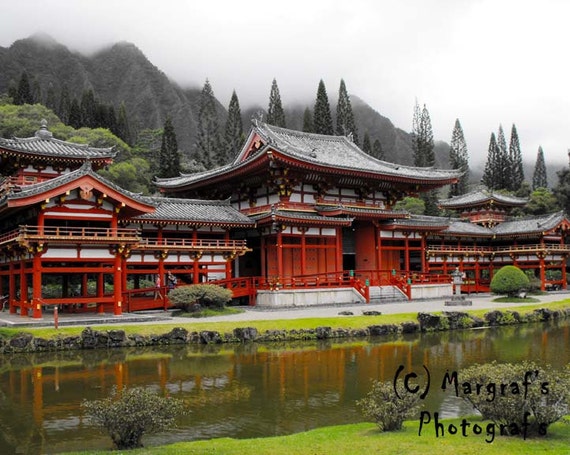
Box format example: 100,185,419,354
368,285,408,302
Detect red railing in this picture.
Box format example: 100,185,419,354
138,238,248,250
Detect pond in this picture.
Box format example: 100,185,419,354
0,319,569,454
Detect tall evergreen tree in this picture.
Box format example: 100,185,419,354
553,167,570,214
15,72,33,105
158,116,181,178
45,82,57,112
412,103,435,167
532,146,548,189
68,98,82,129
313,79,334,135
116,102,132,145
362,132,371,154
495,124,510,190
194,79,222,169
335,79,359,145
80,89,97,128
57,85,71,124
302,107,314,133
266,79,286,127
221,90,244,163
448,118,470,197
31,78,41,104
372,139,384,160
508,124,524,191
481,133,499,190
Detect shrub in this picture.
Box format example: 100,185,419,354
82,386,186,450
356,379,420,431
458,361,570,437
490,266,530,297
168,284,233,311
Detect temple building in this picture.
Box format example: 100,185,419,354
0,120,568,317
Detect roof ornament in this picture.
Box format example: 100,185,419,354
347,132,354,143
35,119,53,140
252,111,264,127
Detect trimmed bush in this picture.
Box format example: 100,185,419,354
168,284,233,311
357,379,421,432
458,361,570,437
490,266,530,297
82,386,186,449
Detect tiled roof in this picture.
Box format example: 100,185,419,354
385,214,452,229
316,204,409,219
251,208,353,226
133,197,255,226
444,220,493,236
492,211,566,235
0,121,116,160
155,122,462,189
439,188,528,208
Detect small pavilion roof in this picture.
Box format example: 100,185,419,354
439,188,528,209
0,120,116,163
132,197,255,227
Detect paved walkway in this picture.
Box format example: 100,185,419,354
1,292,569,328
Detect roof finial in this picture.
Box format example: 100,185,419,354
35,119,53,139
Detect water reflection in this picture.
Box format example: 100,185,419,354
0,320,568,454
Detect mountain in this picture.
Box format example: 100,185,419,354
0,34,448,168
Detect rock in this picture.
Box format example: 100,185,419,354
199,331,222,344
362,310,382,316
401,321,420,333
368,324,398,336
233,327,258,342
418,312,446,331
167,327,189,343
316,326,332,339
338,311,354,315
9,333,33,350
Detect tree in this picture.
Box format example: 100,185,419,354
394,196,425,215
82,386,185,450
158,116,181,178
194,79,221,169
481,133,499,190
80,89,97,128
45,82,57,112
15,72,33,105
411,102,437,214
553,167,570,214
362,132,371,154
509,124,524,191
495,124,510,190
524,187,559,215
221,90,244,163
313,79,333,135
372,139,384,160
448,119,469,197
335,79,359,144
68,98,82,129
57,85,71,123
266,79,286,127
302,107,314,133
490,265,530,297
532,146,548,190
116,102,132,145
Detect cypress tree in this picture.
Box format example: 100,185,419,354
302,107,314,133
481,133,499,190
159,116,181,178
7,79,17,103
45,82,57,112
267,79,286,127
80,89,97,128
105,104,118,136
313,80,334,135
222,90,244,163
532,146,548,189
448,118,470,196
116,102,132,145
194,79,222,169
509,124,524,191
58,85,71,123
362,132,371,154
68,98,82,129
496,124,510,190
372,139,384,160
412,102,435,167
335,79,359,145
15,72,33,105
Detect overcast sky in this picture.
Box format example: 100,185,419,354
2,0,569,167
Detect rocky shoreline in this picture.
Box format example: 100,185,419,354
1,306,569,354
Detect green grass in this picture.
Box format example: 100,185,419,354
492,297,540,303
0,299,569,342
173,306,245,318
64,417,570,455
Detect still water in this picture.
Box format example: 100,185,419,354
0,319,569,454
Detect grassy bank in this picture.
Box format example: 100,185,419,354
68,418,570,455
1,299,569,342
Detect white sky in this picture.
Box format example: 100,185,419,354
2,0,569,167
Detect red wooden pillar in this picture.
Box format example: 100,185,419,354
193,229,199,284
300,228,307,275
260,236,266,280
113,252,123,316
421,234,427,272
97,272,104,314
404,234,410,272
335,227,343,273
9,260,15,314
277,229,283,281
20,258,28,318
539,254,546,291
31,252,42,319
224,231,232,279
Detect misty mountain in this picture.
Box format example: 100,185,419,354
0,34,449,168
